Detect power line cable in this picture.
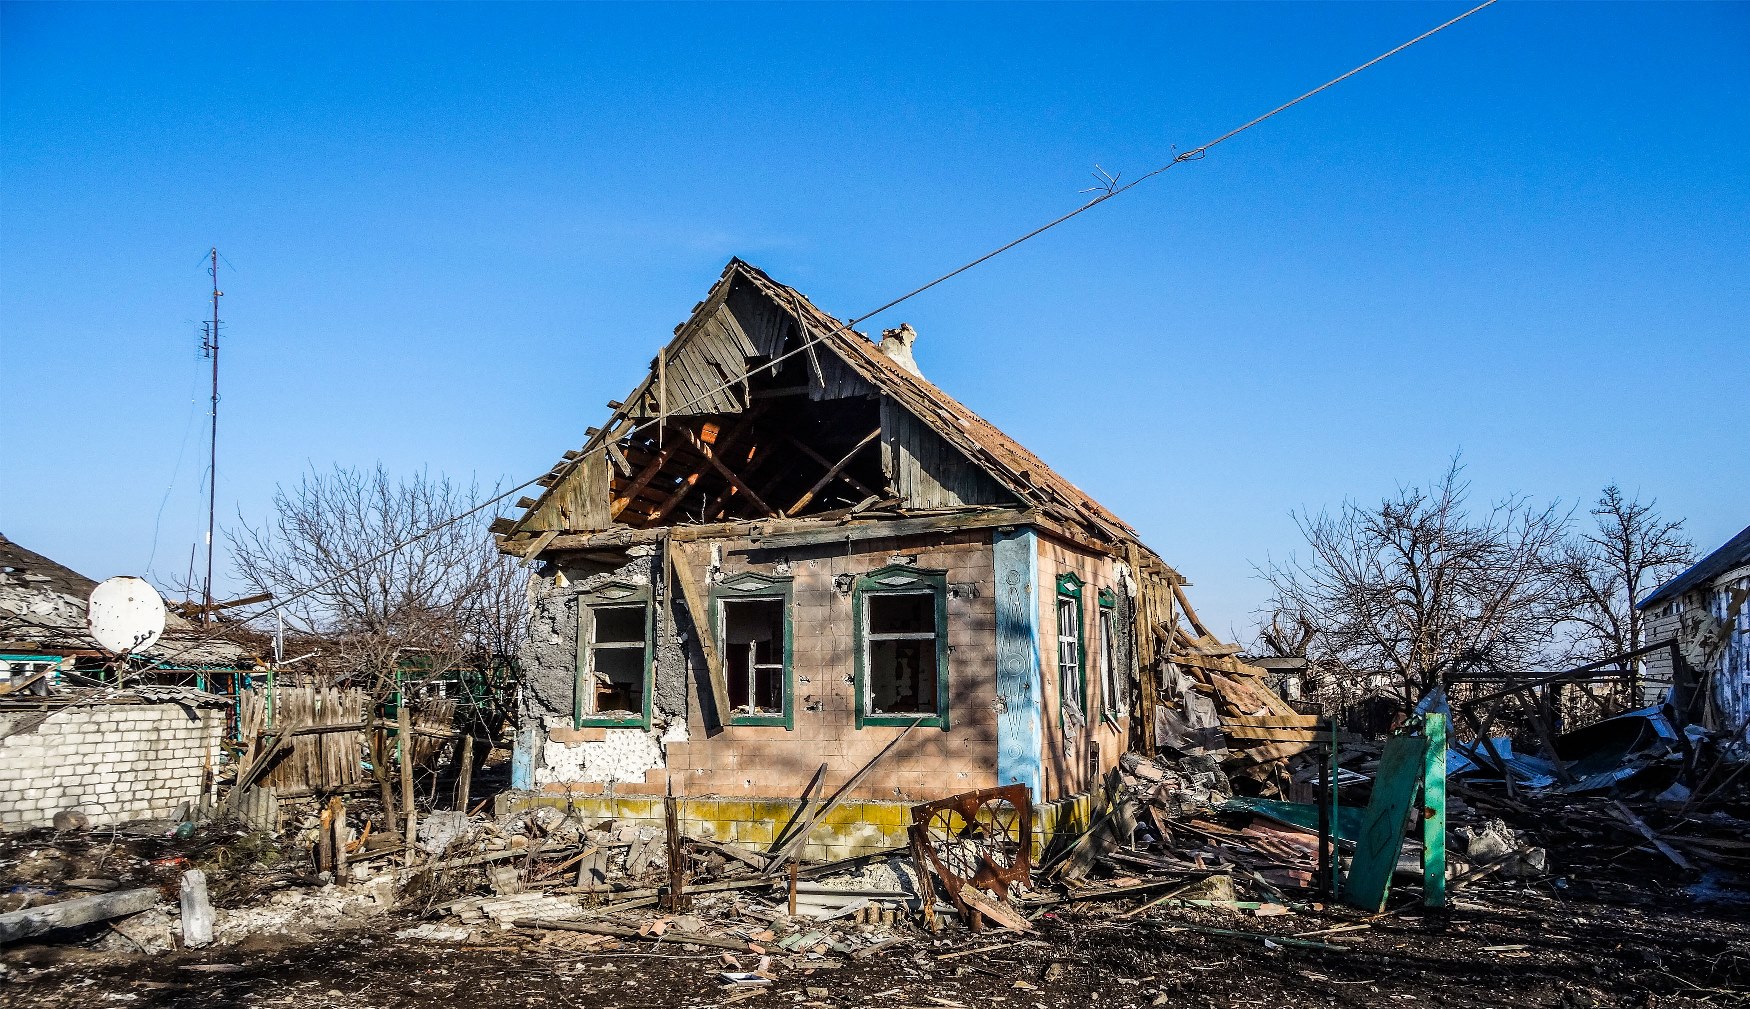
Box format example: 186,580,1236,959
252,0,1498,621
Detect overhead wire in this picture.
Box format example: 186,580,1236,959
241,0,1498,624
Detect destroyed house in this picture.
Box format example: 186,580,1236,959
1639,523,1750,746
495,260,1189,854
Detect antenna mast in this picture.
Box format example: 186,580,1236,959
200,248,223,626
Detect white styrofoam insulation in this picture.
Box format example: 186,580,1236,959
534,727,666,785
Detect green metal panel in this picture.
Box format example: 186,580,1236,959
1217,795,1365,843
1343,733,1428,913
1421,712,1448,908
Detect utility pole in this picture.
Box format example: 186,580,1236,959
200,248,223,626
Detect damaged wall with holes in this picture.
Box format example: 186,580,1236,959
517,547,696,790
514,523,1141,807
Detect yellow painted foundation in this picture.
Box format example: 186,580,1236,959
498,789,1102,863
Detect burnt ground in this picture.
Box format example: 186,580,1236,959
4,879,1746,1009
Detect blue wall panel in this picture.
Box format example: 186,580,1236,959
994,528,1044,803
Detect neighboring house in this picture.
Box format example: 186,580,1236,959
0,533,255,688
494,260,1194,855
1639,524,1750,745
0,535,245,828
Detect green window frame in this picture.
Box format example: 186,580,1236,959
1097,587,1124,723
711,572,794,729
852,564,950,729
574,581,654,729
1056,573,1086,728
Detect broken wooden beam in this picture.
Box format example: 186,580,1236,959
0,888,162,945
785,427,880,516
510,918,759,952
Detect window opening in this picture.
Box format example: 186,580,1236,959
585,602,647,717
1057,594,1083,712
1099,602,1122,717
722,596,785,715
865,591,939,716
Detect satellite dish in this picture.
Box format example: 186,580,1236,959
88,577,167,655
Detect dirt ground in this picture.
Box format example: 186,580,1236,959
5,878,1746,1009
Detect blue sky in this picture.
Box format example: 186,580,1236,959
3,1,1746,637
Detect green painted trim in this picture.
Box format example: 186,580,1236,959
1054,572,1086,729
574,582,655,730
711,573,795,730
1218,795,1364,842
852,564,950,730
1421,712,1448,909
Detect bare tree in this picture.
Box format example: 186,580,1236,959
1558,485,1695,668
230,465,527,694
1261,458,1570,706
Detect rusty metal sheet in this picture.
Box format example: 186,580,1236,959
908,784,1032,931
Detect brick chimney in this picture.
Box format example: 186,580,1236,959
878,323,922,378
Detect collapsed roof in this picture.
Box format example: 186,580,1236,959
496,259,1174,573
0,533,251,667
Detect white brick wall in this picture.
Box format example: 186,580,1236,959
0,703,224,828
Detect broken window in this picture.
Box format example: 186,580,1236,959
854,566,949,728
723,597,785,714
1098,590,1123,719
1056,573,1085,726
577,587,651,727
711,573,792,727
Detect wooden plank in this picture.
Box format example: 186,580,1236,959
764,721,923,870
0,888,163,944
879,396,1014,509
785,427,880,516
512,918,757,952
647,417,758,525
1171,582,1211,639
1227,714,1322,729
1222,725,1338,743
1611,799,1692,870
741,508,1035,551
669,540,731,726
1224,739,1314,766
611,441,681,518
536,507,1030,552
521,530,560,563
398,703,416,850
1342,734,1428,913
682,426,777,517
1173,652,1272,679
779,432,878,501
